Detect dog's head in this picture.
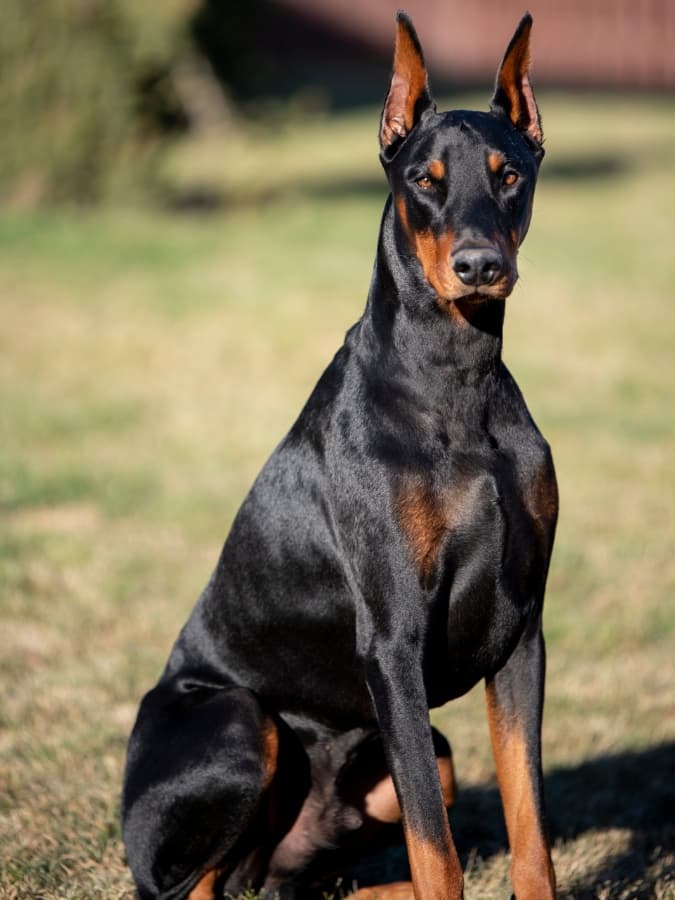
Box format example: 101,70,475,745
380,13,543,308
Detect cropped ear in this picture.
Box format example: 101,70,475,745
490,13,543,150
380,11,435,160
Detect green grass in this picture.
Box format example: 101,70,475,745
1,92,674,898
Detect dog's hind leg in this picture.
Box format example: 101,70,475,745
121,677,304,900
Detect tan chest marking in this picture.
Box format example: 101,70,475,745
394,476,476,585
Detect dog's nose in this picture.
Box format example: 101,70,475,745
452,248,503,286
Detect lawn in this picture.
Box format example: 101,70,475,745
0,92,674,898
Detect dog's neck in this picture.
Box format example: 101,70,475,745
359,198,505,396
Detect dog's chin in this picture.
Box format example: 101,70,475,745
449,279,516,304
447,289,511,306
457,292,505,303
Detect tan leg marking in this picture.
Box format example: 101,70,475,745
404,829,463,900
260,716,279,790
486,684,555,900
188,868,219,900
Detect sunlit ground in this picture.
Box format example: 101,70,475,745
1,92,674,898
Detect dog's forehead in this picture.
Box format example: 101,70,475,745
412,109,530,162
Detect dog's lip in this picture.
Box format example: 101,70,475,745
451,288,510,303
453,276,517,302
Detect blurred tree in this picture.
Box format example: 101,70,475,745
190,0,289,101
0,0,384,207
0,0,190,206
189,0,386,110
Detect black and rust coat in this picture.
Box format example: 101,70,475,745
123,13,557,900
174,192,556,715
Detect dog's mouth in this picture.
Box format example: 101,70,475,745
456,286,510,302
443,273,517,305
424,268,516,306
407,229,517,308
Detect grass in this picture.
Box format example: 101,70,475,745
1,91,674,898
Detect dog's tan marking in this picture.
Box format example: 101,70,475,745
395,478,448,585
395,193,413,249
395,476,480,584
486,683,556,900
413,228,455,300
188,869,219,900
260,717,279,790
414,228,473,324
411,228,512,319
405,829,463,899
381,18,429,148
396,194,461,321
428,158,446,180
495,17,542,144
363,753,456,824
398,199,515,315
487,151,506,173
363,773,402,824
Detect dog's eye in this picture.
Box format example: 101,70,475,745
502,169,519,187
415,176,433,190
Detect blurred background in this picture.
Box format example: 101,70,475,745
2,0,674,206
0,1,673,897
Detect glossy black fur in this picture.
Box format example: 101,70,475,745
122,15,557,900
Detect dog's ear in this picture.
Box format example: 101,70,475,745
380,12,435,160
491,13,543,152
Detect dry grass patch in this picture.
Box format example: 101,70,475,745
1,92,674,897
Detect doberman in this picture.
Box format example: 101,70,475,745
122,12,557,900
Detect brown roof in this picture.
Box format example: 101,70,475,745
278,0,675,87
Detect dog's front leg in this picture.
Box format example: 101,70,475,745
366,652,464,900
485,616,556,900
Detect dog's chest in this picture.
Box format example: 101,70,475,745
397,435,554,576
394,424,556,689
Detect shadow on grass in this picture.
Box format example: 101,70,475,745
158,154,618,215
161,144,675,216
542,153,628,181
459,741,674,895
336,742,675,897
162,175,388,215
